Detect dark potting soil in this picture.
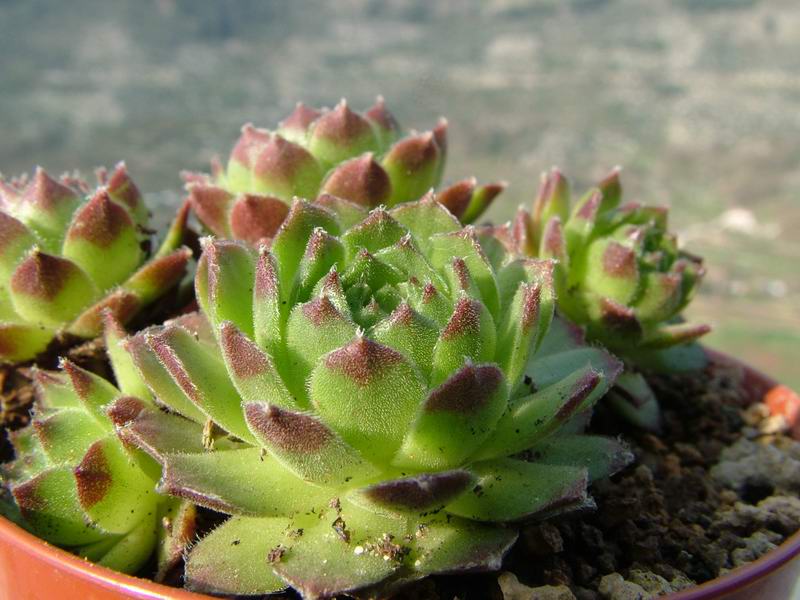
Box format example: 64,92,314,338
2,350,799,600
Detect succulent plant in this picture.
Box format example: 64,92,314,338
110,193,630,598
0,165,191,363
183,98,505,245
497,168,709,429
1,313,196,576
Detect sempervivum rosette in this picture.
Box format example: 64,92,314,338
0,165,191,363
497,168,708,429
1,315,196,577
109,194,630,598
183,97,505,245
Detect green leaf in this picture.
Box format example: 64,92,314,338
270,200,340,293
445,458,589,522
315,193,369,230
31,370,79,410
584,238,640,306
605,370,661,431
156,499,197,582
396,364,507,470
0,321,54,363
74,437,158,535
430,297,496,386
103,311,152,401
631,342,709,373
11,466,108,546
185,515,291,595
245,403,378,487
350,470,474,515
60,360,119,426
381,133,441,206
341,208,407,259
123,331,208,423
62,190,143,292
389,192,460,252
159,448,331,516
195,239,256,336
294,227,345,302
529,434,633,481
429,231,500,319
253,247,284,357
309,336,426,465
375,234,447,292
407,515,517,578
146,324,254,443
285,296,357,394
33,408,107,465
405,280,452,329
219,321,297,409
0,212,36,280
95,511,158,574
370,303,439,381
4,425,50,482
308,101,380,167
10,251,97,328
121,247,191,305
273,500,406,599
476,365,604,460
107,396,231,461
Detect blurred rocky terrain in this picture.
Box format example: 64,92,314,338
1,0,797,385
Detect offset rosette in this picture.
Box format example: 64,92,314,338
0,165,191,363
498,168,709,429
184,97,504,245
1,317,195,577
112,193,629,598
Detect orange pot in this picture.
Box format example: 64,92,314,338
1,349,799,599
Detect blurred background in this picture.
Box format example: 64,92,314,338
1,0,797,386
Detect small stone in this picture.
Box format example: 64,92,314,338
627,570,672,595
634,465,653,485
668,572,694,591
598,573,650,600
742,403,770,427
498,572,576,600
759,415,788,435
731,530,781,566
711,438,800,495
523,522,565,556
674,443,703,466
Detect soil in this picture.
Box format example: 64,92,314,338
2,352,799,599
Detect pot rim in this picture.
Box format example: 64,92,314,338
0,347,798,599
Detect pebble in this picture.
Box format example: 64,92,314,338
710,438,800,494
731,530,781,566
597,573,649,600
498,572,576,600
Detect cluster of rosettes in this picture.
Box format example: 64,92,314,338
0,165,190,362
106,193,631,598
2,314,195,577
502,167,708,358
493,168,709,429
183,98,505,245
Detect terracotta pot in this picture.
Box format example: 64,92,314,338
0,349,798,599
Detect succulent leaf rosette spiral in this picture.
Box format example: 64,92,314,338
183,98,505,245
0,165,191,363
1,315,196,577
498,168,709,429
109,194,630,598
